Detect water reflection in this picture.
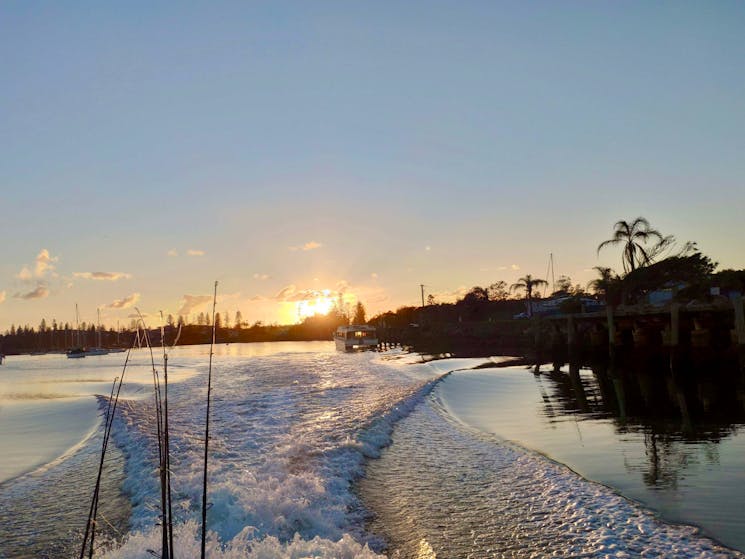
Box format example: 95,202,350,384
536,352,745,490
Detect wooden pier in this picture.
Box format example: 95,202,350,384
541,295,745,372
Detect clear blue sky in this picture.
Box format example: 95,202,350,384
2,1,744,330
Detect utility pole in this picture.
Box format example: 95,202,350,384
420,284,426,307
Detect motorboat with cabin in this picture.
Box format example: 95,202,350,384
334,325,378,352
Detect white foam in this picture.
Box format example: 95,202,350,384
101,347,444,557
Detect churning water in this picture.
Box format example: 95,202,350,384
1,344,743,558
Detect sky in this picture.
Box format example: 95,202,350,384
2,1,744,331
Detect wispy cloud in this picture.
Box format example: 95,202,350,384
430,286,469,303
187,249,205,256
273,285,336,303
14,284,50,300
274,285,297,301
128,312,150,319
511,264,520,270
74,271,132,281
106,293,140,309
0,290,6,304
17,249,58,280
253,273,270,280
177,294,213,316
289,241,323,252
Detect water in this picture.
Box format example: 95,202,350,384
1,345,744,558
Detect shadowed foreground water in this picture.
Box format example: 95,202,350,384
361,360,745,558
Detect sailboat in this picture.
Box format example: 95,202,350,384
86,308,109,356
66,304,86,358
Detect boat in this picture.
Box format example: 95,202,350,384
67,303,86,359
66,347,86,358
334,325,378,352
86,309,109,356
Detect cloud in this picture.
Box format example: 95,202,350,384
14,285,50,300
35,249,58,276
0,291,6,304
74,271,132,281
274,285,297,301
127,312,150,319
253,273,270,280
168,249,179,257
511,264,520,270
17,249,58,280
430,286,469,303
273,285,336,303
187,249,205,256
106,293,141,309
177,294,213,316
303,241,322,251
289,241,323,252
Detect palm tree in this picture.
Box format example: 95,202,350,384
587,266,620,303
597,217,665,274
510,274,548,317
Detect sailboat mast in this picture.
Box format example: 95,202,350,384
76,303,81,347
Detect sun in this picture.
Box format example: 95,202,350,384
296,290,336,321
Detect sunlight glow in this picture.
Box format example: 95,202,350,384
296,290,335,321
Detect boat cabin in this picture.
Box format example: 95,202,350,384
334,325,378,352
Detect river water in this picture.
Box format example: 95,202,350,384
0,343,743,558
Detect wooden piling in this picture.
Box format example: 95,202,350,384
734,294,745,346
670,303,680,348
606,306,616,358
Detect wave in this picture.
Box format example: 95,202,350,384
100,350,446,557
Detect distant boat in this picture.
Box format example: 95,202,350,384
85,309,109,355
67,303,86,359
66,347,86,359
334,325,378,352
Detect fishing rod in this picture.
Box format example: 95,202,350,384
136,310,169,559
80,341,135,559
201,281,218,559
160,312,174,559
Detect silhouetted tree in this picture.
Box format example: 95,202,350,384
460,286,489,304
554,275,573,294
598,217,668,274
587,266,620,302
510,275,548,317
353,302,366,324
234,310,243,329
487,281,509,301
